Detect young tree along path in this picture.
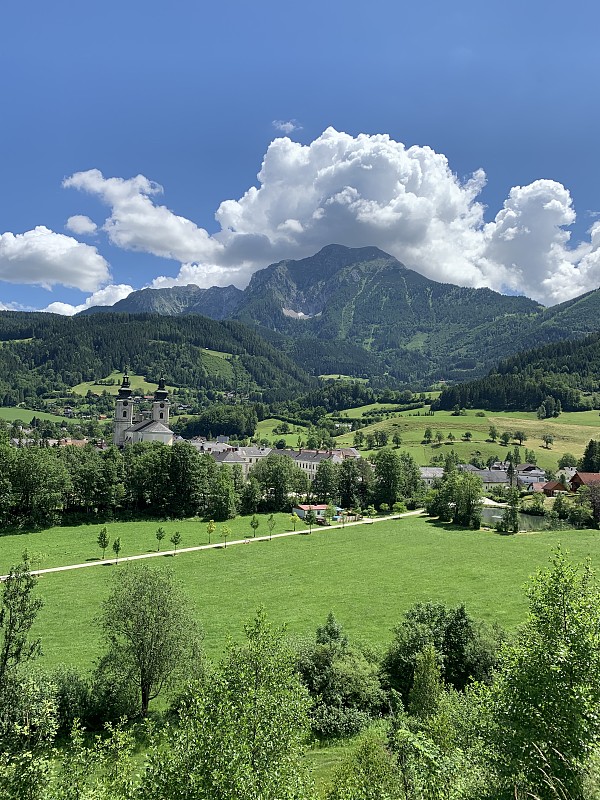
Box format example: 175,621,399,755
0,511,423,580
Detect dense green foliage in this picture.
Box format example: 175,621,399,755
296,613,385,739
84,245,600,389
0,311,312,407
382,602,502,703
435,332,600,412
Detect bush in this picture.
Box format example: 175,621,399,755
310,704,371,740
49,665,93,734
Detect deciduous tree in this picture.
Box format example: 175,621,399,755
98,564,202,717
488,549,600,798
137,610,314,800
97,527,109,560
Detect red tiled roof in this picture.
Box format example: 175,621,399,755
573,472,600,485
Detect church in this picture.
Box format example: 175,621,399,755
113,373,175,447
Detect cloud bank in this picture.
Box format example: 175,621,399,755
61,129,600,307
4,128,600,312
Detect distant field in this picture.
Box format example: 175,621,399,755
26,516,600,669
202,349,232,359
71,371,175,397
200,349,235,381
334,402,403,420
334,406,600,470
0,407,71,424
319,374,368,383
255,417,308,445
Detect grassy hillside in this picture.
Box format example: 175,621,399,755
333,405,600,470
71,371,176,397
22,516,600,669
255,418,308,445
0,407,71,424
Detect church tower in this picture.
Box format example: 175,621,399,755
152,376,170,425
113,373,134,446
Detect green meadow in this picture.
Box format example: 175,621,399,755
333,405,600,470
0,512,296,575
0,407,72,424
255,417,308,445
21,515,600,670
71,371,176,397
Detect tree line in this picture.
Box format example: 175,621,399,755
434,331,600,413
0,437,426,529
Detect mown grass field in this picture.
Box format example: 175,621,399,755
71,371,176,397
23,515,600,671
0,407,71,424
0,513,297,575
333,405,600,471
255,417,308,445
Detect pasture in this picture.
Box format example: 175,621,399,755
332,405,600,470
71,371,176,397
255,417,308,445
0,407,72,425
23,515,600,670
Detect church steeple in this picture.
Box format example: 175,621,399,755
154,375,168,402
152,375,170,424
113,371,134,446
117,372,132,399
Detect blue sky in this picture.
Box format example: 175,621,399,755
1,0,599,312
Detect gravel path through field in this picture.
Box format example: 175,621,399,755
1,510,424,580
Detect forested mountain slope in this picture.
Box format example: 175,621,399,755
0,312,313,406
434,332,600,412
82,244,600,384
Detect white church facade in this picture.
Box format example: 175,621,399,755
113,374,174,447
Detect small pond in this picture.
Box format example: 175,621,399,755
481,506,549,532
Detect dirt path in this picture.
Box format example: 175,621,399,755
1,510,424,580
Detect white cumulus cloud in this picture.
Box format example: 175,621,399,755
66,215,98,235
0,226,110,291
63,170,223,263
43,283,134,316
62,128,600,305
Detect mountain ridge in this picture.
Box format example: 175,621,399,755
78,244,600,385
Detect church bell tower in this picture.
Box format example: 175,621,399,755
152,376,170,425
113,373,134,446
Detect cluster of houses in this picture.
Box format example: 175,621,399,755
420,462,600,497
188,437,361,480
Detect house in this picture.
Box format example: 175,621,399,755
420,467,445,486
188,440,272,478
293,504,329,520
570,471,600,491
516,464,546,485
528,482,547,494
542,480,568,497
459,466,511,490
